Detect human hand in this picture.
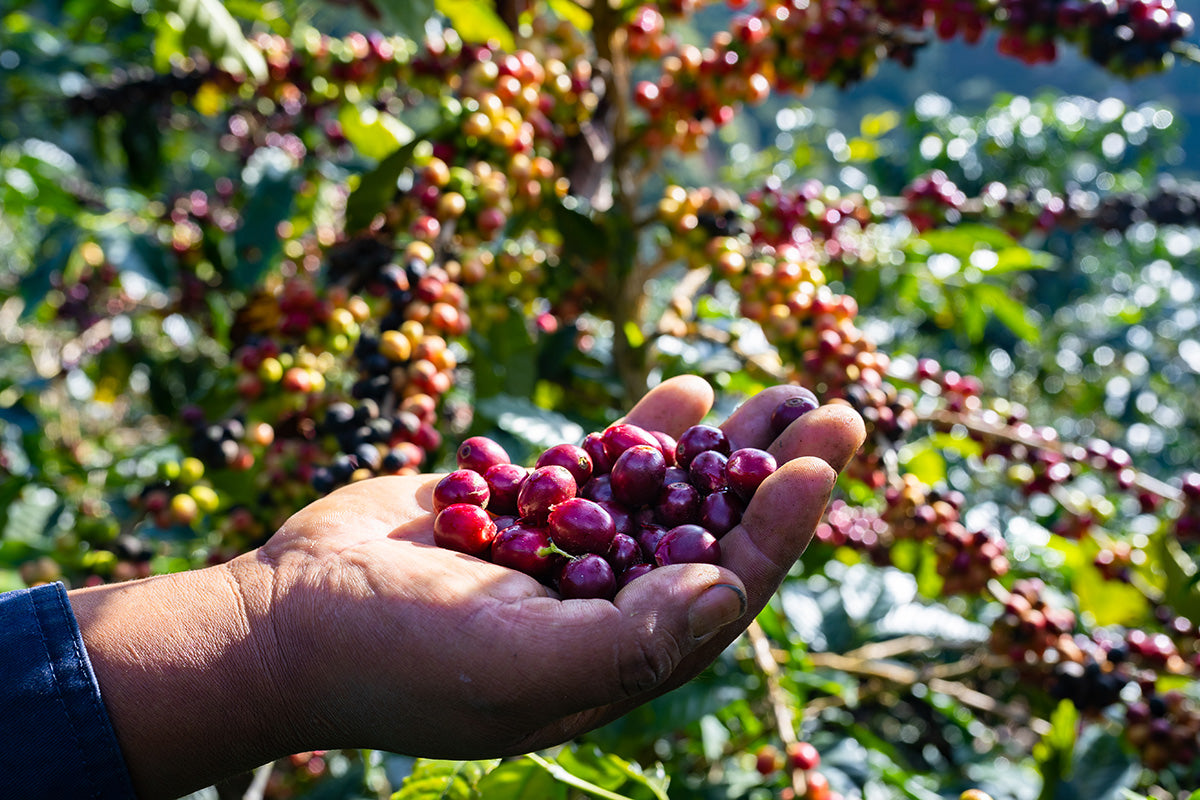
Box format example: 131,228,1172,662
70,376,864,799
236,375,865,759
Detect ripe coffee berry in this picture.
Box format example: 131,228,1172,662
688,450,729,494
601,422,663,462
517,465,577,521
699,490,744,535
611,444,668,507
433,469,490,511
548,497,617,554
457,435,510,475
770,390,819,437
483,463,528,515
786,741,820,771
675,424,731,469
558,554,617,599
607,532,643,573
725,448,776,500
434,503,497,557
656,481,701,527
491,523,560,579
655,524,721,566
536,443,593,486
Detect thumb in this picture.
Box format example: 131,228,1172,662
514,564,746,714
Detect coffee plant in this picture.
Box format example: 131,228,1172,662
3,0,1200,797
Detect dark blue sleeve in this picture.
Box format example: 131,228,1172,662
0,582,138,799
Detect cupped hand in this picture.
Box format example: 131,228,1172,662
237,376,865,760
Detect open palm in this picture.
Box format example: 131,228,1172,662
250,376,865,759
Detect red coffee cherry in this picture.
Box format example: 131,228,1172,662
655,524,721,566
558,554,617,599
536,443,594,487
433,469,490,511
491,522,561,580
517,465,577,521
433,503,497,557
456,435,510,474
548,497,617,555
675,424,731,469
770,390,819,438
611,445,667,507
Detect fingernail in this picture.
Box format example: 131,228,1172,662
688,583,747,639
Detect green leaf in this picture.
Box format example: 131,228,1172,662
553,201,607,261
344,130,445,233
1067,726,1138,800
924,224,1018,251
477,759,566,800
372,0,438,39
1034,700,1078,799
153,0,267,82
21,220,77,319
337,104,414,161
231,165,295,291
392,759,498,800
1070,540,1149,627
991,245,1055,274
551,746,667,800
973,283,1041,343
1155,531,1200,621
436,0,515,49
546,0,592,31
898,440,946,486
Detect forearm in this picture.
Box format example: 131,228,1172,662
68,553,296,800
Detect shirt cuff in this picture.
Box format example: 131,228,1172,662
0,582,137,799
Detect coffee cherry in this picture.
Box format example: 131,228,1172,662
580,473,615,503
434,503,497,557
618,562,654,588
433,469,490,511
770,390,819,437
699,490,745,536
675,424,731,469
484,463,528,516
688,450,729,494
517,465,577,521
456,435,511,474
755,745,782,775
548,497,617,554
655,524,721,566
786,741,820,771
725,448,776,501
581,431,614,475
536,443,593,486
491,522,560,579
611,445,668,507
637,523,669,560
558,554,617,599
656,481,702,527
601,422,664,463
806,771,832,800
602,530,639,572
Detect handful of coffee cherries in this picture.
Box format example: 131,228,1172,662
433,390,820,600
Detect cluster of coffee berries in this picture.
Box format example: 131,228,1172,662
746,178,881,266
934,523,1009,594
773,741,834,800
1126,689,1200,769
428,394,816,600
901,171,967,232
988,578,1079,666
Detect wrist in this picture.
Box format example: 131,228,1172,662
69,552,303,799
